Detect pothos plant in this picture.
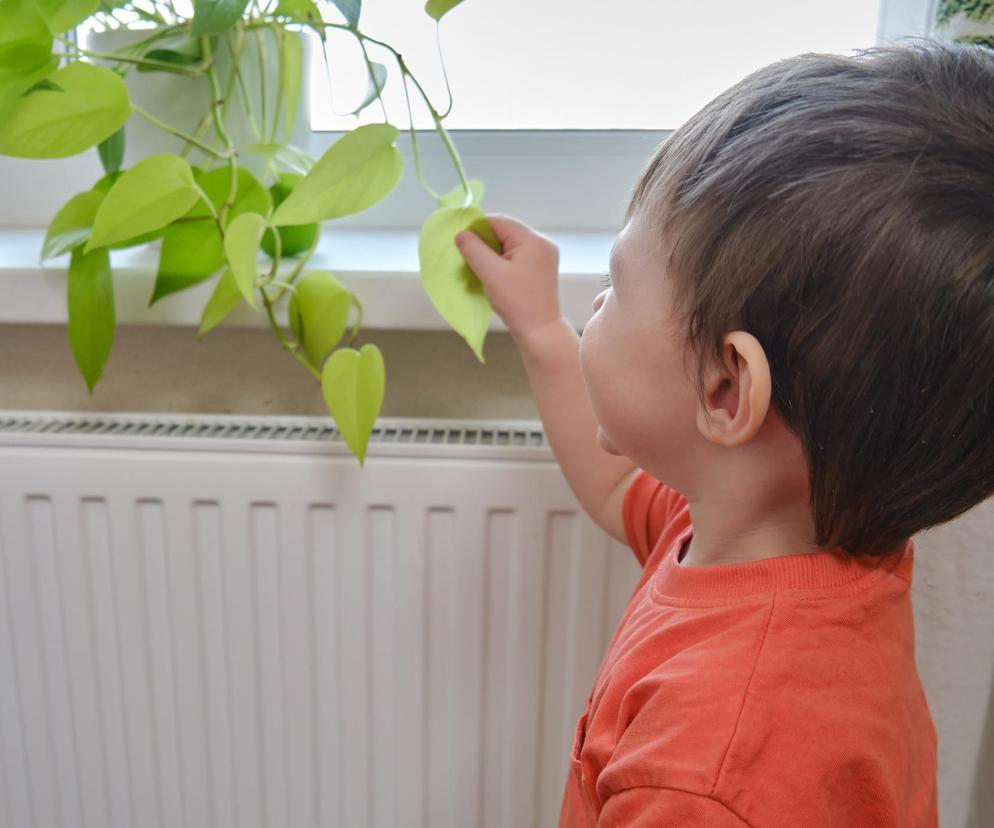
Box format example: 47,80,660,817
0,0,502,464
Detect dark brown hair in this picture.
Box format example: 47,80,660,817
627,39,994,556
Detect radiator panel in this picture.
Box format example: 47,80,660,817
0,414,642,828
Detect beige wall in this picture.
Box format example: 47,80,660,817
0,324,539,421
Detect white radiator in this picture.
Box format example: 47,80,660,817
0,411,641,828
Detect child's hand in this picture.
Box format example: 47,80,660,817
455,214,562,341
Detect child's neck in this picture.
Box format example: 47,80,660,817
680,495,821,567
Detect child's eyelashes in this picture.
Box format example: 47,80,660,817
599,272,613,288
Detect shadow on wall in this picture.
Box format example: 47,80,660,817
967,660,994,827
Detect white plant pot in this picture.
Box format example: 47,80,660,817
86,26,316,176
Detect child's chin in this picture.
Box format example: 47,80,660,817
596,425,621,456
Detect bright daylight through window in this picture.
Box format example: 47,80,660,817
310,0,883,131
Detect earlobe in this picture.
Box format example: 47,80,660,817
695,331,772,448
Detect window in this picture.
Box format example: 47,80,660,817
306,0,937,229
312,0,882,131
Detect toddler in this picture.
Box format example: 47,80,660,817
455,40,994,826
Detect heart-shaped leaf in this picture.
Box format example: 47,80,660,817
198,269,243,337
289,271,352,368
425,0,466,21
321,343,384,465
67,245,115,393
418,206,500,362
437,178,484,209
191,0,250,35
271,123,402,226
88,153,200,250
42,189,104,260
224,212,266,309
0,61,130,158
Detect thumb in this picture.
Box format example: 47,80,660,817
455,230,503,281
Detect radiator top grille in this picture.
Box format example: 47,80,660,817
0,411,550,453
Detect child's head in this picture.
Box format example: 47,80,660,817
580,40,994,556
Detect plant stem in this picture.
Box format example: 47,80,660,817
192,183,221,222
234,66,263,142
355,32,389,122
261,286,321,380
203,35,239,224
268,231,318,302
253,28,268,141
59,42,207,75
400,71,440,201
433,25,454,119
132,103,230,159
359,31,472,205
270,23,285,143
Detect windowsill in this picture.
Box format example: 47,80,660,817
0,227,612,332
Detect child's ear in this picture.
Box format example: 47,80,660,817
695,331,772,448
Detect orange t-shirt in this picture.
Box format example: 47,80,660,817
558,470,938,827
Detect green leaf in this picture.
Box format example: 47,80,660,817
152,167,272,303
425,0,466,21
1,0,50,45
271,123,402,226
91,171,120,193
197,269,243,337
30,0,99,33
96,126,124,174
189,165,272,226
275,0,321,24
153,221,224,302
437,178,484,209
321,343,384,465
261,173,317,258
0,60,129,158
67,245,115,393
224,212,265,309
348,60,386,115
418,206,499,362
42,189,103,260
0,0,58,120
244,142,315,175
279,28,302,142
191,0,249,35
329,0,359,27
289,271,352,367
88,153,199,250
0,53,59,124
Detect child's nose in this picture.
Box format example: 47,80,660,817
592,290,607,314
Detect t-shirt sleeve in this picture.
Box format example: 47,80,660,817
598,786,750,827
621,469,688,567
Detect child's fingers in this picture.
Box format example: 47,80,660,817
483,214,539,249
455,229,505,282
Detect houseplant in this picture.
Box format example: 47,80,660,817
0,0,501,464
934,0,994,48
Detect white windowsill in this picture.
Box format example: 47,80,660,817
0,227,610,332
